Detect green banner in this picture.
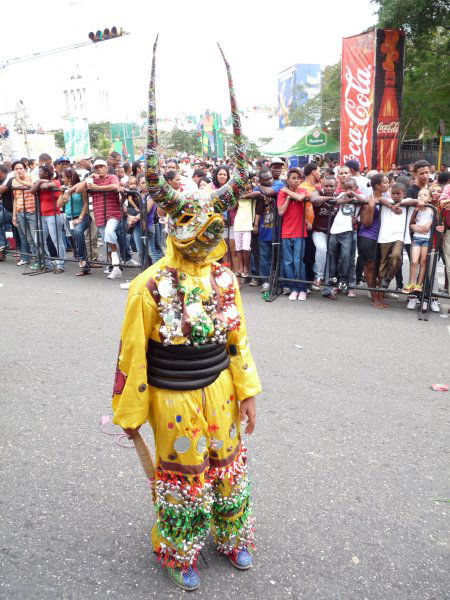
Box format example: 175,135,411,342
63,118,91,159
110,123,136,161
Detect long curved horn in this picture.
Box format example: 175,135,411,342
146,34,183,215
212,44,248,213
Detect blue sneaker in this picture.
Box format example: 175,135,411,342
228,548,253,570
166,565,200,591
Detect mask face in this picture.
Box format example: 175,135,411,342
168,188,226,261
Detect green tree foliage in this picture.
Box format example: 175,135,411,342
52,129,64,150
223,133,261,159
88,122,111,157
168,127,201,155
373,0,449,42
372,0,450,140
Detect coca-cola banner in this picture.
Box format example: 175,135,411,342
340,31,376,170
373,29,405,172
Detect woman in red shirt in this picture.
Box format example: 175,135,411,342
31,165,66,272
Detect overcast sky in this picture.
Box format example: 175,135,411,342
0,0,378,129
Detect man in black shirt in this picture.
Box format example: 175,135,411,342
407,160,430,199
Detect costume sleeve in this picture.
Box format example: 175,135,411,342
226,275,262,402
112,282,158,429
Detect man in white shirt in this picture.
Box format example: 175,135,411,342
345,159,371,199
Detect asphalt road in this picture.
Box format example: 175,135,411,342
1,257,449,600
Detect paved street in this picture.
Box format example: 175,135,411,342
1,258,448,600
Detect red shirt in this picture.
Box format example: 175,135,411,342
91,175,121,226
39,180,61,216
277,188,308,238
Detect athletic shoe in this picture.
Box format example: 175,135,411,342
166,565,200,591
311,279,322,291
356,280,363,287
329,276,338,286
339,281,348,294
125,258,139,267
430,298,440,313
347,290,356,298
107,266,122,280
16,259,28,266
298,291,307,301
261,282,270,292
288,291,298,301
249,278,259,286
104,266,112,274
227,548,253,570
282,287,291,295
406,296,418,310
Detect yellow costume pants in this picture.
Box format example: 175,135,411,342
148,368,254,571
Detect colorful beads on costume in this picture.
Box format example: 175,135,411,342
148,265,240,347
154,445,254,573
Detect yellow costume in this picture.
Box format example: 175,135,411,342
113,239,261,571
112,37,260,583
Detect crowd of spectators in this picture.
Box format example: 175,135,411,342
0,151,449,312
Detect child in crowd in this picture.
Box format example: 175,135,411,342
234,182,256,280
277,168,311,301
198,176,212,190
327,177,365,296
402,188,434,294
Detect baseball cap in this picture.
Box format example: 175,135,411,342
55,156,70,164
92,159,107,167
269,157,284,165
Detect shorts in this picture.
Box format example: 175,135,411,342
97,218,119,245
357,235,378,262
412,236,430,248
234,230,252,251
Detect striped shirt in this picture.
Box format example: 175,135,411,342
91,175,121,227
12,176,35,212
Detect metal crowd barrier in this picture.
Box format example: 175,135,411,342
262,197,447,321
5,187,160,275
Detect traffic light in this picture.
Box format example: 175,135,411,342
88,27,123,43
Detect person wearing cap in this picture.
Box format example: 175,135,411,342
79,159,122,279
74,156,92,181
54,156,71,180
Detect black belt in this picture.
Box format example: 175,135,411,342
147,339,230,390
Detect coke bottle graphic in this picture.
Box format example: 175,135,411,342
376,30,400,172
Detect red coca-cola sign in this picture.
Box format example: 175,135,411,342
340,31,376,170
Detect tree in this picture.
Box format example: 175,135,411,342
373,0,450,43
52,129,64,150
168,127,201,155
372,0,450,140
88,121,111,157
223,133,262,160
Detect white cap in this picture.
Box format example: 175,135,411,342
92,159,107,167
269,157,284,165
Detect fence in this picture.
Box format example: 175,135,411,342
263,195,449,322
398,139,450,168
0,186,162,276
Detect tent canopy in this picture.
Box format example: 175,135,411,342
261,125,339,157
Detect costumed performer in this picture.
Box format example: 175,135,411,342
112,35,261,592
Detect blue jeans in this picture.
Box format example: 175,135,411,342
117,217,132,262
134,222,163,265
17,212,37,262
281,237,307,292
0,204,12,249
328,230,356,285
42,214,66,269
258,240,272,280
72,214,90,262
